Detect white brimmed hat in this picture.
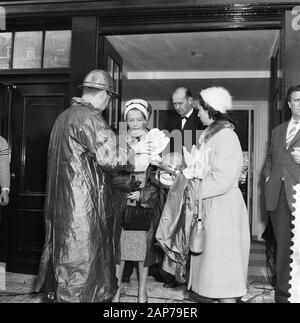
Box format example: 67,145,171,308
124,99,151,120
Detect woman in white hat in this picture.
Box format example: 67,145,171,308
111,99,167,303
187,87,250,303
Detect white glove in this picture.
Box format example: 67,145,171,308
183,144,211,179
134,154,151,171
132,128,170,156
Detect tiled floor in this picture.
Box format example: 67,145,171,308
0,242,274,303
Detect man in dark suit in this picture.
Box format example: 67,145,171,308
264,84,300,303
171,87,205,152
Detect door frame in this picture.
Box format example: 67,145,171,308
94,6,284,241
98,37,123,129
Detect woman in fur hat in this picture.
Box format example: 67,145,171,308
187,87,250,303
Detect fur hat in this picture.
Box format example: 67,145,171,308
200,87,232,113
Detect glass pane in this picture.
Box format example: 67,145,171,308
114,98,120,127
107,100,113,126
114,61,120,93
107,55,113,77
0,32,12,69
234,110,249,151
43,30,71,68
13,31,43,68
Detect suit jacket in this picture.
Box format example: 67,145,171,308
172,109,205,152
264,121,300,211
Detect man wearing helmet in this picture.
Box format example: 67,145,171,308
34,70,140,303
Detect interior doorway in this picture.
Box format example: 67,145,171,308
104,29,279,240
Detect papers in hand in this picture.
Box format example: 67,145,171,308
182,144,211,179
132,128,170,171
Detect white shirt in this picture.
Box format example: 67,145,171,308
181,109,193,129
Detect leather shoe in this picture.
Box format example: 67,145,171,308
122,276,130,283
163,280,182,288
149,272,166,283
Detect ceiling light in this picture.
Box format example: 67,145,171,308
190,51,203,58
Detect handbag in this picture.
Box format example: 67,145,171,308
189,180,206,253
122,204,153,231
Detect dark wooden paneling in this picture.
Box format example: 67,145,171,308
22,96,64,194
4,1,292,35
16,209,45,251
98,37,123,129
3,1,296,20
69,16,98,99
6,82,68,274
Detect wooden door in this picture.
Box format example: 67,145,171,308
98,37,123,130
269,31,284,132
6,81,68,274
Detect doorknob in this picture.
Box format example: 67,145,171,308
11,172,16,180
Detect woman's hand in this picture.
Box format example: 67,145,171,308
127,191,141,201
0,190,9,206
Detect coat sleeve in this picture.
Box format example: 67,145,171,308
202,128,242,199
79,117,133,172
139,166,160,204
0,136,10,190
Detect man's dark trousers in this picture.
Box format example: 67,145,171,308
269,182,292,303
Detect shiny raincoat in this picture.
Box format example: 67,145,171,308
34,97,131,302
155,173,196,282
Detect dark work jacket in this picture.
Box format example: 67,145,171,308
171,109,205,152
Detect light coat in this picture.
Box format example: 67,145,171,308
188,127,250,298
